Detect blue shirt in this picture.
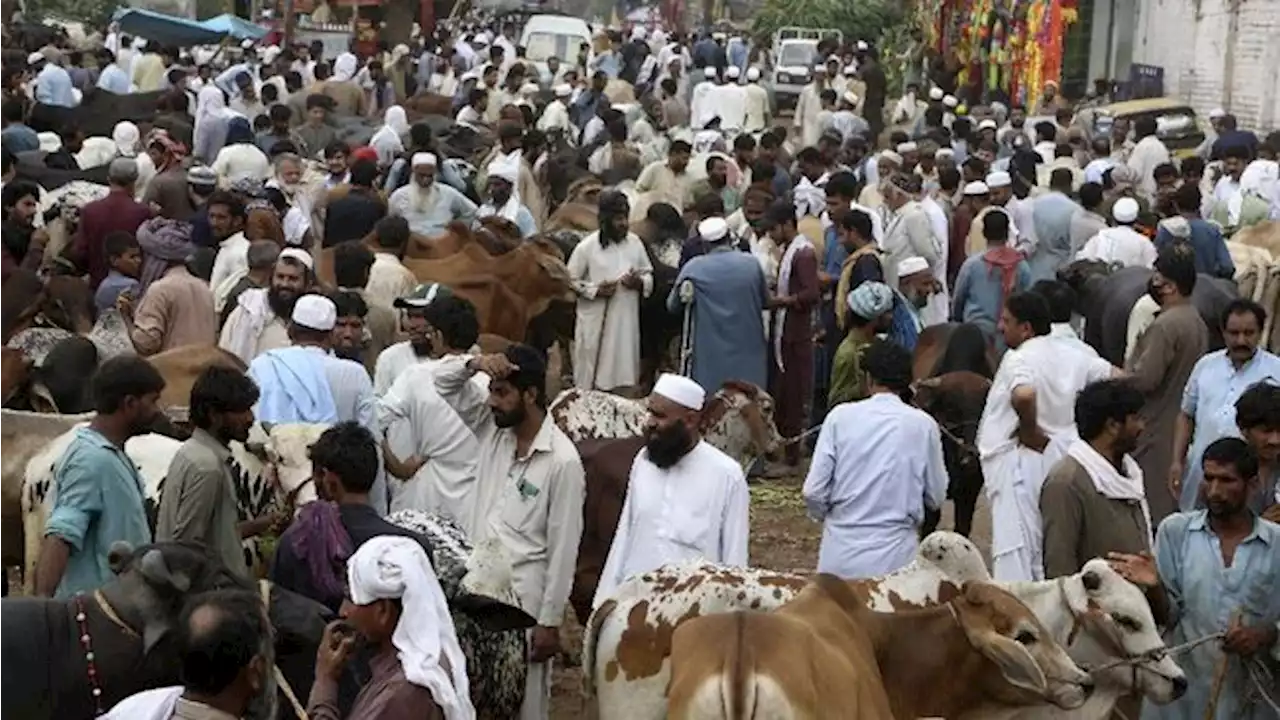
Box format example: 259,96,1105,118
36,64,79,108
1155,219,1235,278
1142,511,1280,720
1179,349,1280,511
96,64,131,94
950,252,1032,344
93,271,139,314
44,427,151,599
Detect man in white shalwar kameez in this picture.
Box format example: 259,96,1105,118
742,67,771,133
977,291,1117,581
806,339,946,578
1076,197,1157,268
794,65,827,149
711,66,747,133
689,66,718,131
567,191,654,392
593,374,750,607
536,84,574,141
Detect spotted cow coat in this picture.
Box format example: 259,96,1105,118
584,534,1187,720
549,381,783,468
387,509,529,720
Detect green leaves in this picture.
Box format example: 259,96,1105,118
750,0,906,48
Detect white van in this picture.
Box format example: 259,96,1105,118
519,14,592,84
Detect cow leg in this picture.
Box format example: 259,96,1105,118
922,507,942,537
951,463,984,538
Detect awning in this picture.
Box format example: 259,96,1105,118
200,14,270,41
112,8,226,46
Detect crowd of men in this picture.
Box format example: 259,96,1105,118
3,9,1280,720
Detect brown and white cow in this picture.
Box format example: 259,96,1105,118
666,576,1093,719
585,535,1187,720
549,381,782,468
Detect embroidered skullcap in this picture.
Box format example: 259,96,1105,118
880,150,903,165
842,64,857,76
843,91,859,105
856,40,869,50
1208,107,1226,119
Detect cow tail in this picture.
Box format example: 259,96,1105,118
726,612,758,720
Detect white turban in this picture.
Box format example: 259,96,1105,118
112,121,141,156
486,150,523,221
348,537,476,720
333,52,359,82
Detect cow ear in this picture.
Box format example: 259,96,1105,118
976,633,1050,696
107,541,135,574
139,548,191,593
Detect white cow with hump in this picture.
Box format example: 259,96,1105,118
20,421,326,590
586,532,1187,720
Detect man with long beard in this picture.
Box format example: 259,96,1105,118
219,248,313,364
102,589,278,720
434,344,584,720
593,373,750,607
566,190,654,393
387,152,477,238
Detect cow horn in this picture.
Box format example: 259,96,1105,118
139,549,191,593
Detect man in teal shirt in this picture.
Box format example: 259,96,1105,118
35,356,167,598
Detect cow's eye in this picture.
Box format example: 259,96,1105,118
1015,630,1037,645
1111,613,1141,632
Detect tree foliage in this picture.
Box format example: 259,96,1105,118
750,0,906,47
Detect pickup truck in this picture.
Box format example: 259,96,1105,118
771,26,842,110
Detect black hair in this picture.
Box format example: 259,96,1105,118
503,343,548,409
733,134,756,151
1049,167,1074,191
764,198,796,228
333,241,375,289
1005,291,1052,336
268,104,290,123
1221,298,1267,330
1235,382,1280,431
424,295,480,350
1133,116,1158,138
938,166,961,193
323,141,348,160
1030,279,1077,323
313,62,331,81
1153,243,1197,296
189,366,259,429
1201,436,1258,482
1074,379,1144,442
692,191,724,218
261,85,279,104
1078,181,1104,210
91,355,166,414
469,87,488,105
795,147,821,165
374,215,410,250
1034,121,1056,142
332,289,368,319
2,98,23,123
840,208,874,239
1172,182,1201,214
409,123,434,148
1152,162,1178,181
1181,156,1206,177
309,421,379,493
178,589,269,696
1222,144,1250,162
669,139,692,154
206,190,246,220
982,209,1010,242
825,171,858,200
305,93,332,111
349,158,379,187
105,231,139,260
704,155,725,174
861,339,914,402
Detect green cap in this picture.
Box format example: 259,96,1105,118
393,283,453,309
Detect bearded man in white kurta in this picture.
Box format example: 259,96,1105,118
567,190,654,391
977,291,1118,581
592,374,750,608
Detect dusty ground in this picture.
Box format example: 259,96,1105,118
547,465,994,718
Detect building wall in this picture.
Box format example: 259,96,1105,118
1126,0,1280,132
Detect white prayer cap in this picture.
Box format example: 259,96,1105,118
241,38,255,50
746,67,760,81
812,63,827,73
552,83,573,97
262,45,281,63
928,87,944,101
978,118,998,130
27,51,46,65
703,66,717,78
943,94,958,108
631,26,647,41
486,152,520,184
412,152,438,167
347,536,476,720
698,216,729,241
279,247,315,270
1112,197,1140,223
842,64,857,76
896,141,918,154
726,66,740,79
843,91,859,105
1208,107,1226,119
879,150,903,165
963,181,990,195
985,171,1012,188
935,148,955,159
712,31,727,40
856,40,869,50
520,82,540,95
291,294,337,331
653,373,706,411
898,256,930,278
826,54,840,63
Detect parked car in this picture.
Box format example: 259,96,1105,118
1091,97,1205,159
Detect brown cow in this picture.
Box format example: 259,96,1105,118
146,344,246,417
403,239,572,326
1,347,32,406
405,218,526,259
666,576,1093,720
569,436,646,623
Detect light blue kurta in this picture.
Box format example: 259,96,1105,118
1026,191,1081,283
1178,349,1280,511
387,182,478,237
666,248,769,393
1143,512,1280,720
36,64,79,108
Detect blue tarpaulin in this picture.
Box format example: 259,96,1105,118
110,8,268,47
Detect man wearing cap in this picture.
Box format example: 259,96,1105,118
71,157,153,289
689,65,719,131
434,345,584,720
794,64,827,148
220,249,314,363
388,152,478,238
668,216,769,392
1076,197,1157,268
479,151,536,238
965,170,1015,257
117,225,216,355
594,372,750,606
830,91,869,144
709,65,747,133
567,190,653,392
742,67,770,134
893,256,933,348
880,172,940,291
807,338,947,578
830,281,894,406
536,84,574,138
